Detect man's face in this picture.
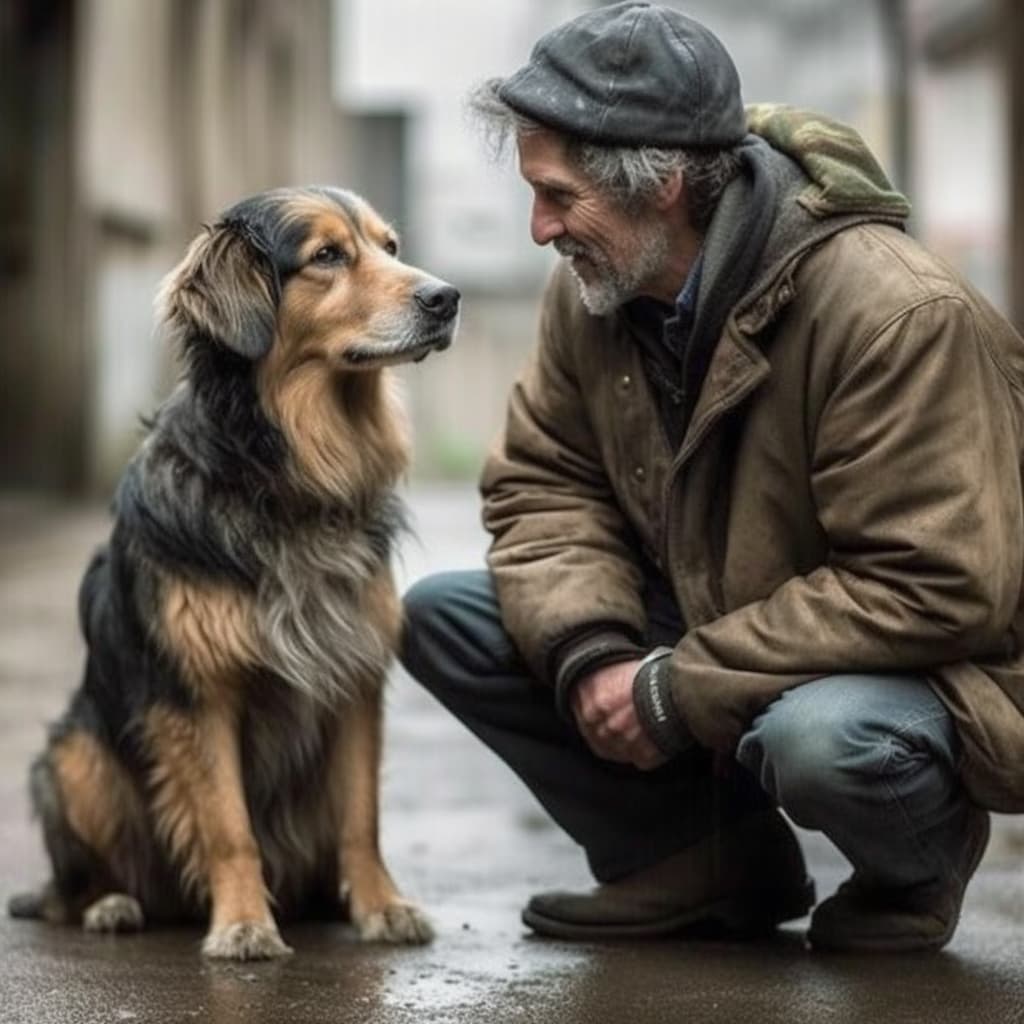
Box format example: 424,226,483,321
516,130,669,315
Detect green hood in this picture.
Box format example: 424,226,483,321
746,103,911,221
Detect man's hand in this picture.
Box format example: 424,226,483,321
572,660,667,771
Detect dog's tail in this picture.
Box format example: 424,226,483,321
7,883,56,920
8,754,99,924
8,756,63,920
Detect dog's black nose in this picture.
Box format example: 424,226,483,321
413,282,460,320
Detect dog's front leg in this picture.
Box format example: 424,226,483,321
328,689,433,944
146,701,292,960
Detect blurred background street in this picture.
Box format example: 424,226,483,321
4,0,1024,492
3,0,1024,1020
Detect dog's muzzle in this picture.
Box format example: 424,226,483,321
412,282,460,361
413,282,460,323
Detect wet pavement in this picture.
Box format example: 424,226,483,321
1,484,1023,1024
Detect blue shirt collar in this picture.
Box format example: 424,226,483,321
674,249,704,326
620,249,704,358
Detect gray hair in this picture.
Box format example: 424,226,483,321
467,77,743,232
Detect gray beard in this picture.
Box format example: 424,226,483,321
556,225,670,315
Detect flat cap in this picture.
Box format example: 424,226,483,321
498,2,745,148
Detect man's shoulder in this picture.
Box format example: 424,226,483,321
790,222,1024,381
809,223,948,292
797,222,1000,325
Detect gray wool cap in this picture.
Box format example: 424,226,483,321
498,2,745,148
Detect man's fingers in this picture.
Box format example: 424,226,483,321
632,750,666,771
607,704,640,734
577,719,627,761
625,733,666,771
580,721,660,767
572,674,666,769
583,733,630,763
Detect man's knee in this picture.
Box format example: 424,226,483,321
738,711,844,825
401,571,472,681
735,674,949,828
402,571,460,648
400,569,517,690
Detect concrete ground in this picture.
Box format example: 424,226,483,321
1,484,1023,1024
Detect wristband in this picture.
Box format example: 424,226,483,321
631,646,694,757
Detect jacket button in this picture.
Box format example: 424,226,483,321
633,465,646,482
621,374,632,390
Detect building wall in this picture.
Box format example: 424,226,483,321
0,1,79,492
908,0,1009,315
1,0,344,494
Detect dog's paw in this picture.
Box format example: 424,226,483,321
83,893,145,933
202,921,293,960
357,901,434,945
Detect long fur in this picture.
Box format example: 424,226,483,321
9,186,458,954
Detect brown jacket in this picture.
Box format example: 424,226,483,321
481,111,1024,812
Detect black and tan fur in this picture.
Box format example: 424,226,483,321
8,186,459,959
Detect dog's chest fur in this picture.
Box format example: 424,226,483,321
122,413,404,706
254,509,397,703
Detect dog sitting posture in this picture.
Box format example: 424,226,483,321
7,186,459,960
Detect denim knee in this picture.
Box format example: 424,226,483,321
735,674,952,829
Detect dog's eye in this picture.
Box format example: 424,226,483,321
312,244,346,266
384,238,399,257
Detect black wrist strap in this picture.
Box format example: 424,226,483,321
631,648,694,758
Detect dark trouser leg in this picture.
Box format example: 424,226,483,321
400,570,772,882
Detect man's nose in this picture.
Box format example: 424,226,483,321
530,199,563,247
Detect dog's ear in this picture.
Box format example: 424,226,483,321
158,221,277,360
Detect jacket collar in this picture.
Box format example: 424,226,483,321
671,136,905,467
728,132,909,339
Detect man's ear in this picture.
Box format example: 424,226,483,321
157,221,277,360
653,168,685,212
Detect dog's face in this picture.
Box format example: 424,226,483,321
159,186,459,371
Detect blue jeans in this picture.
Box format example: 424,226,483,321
401,569,970,889
737,674,967,888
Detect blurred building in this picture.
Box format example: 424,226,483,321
1,0,341,493
909,0,1008,311
2,0,1022,495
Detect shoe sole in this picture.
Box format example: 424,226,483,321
808,928,950,954
808,810,991,953
522,879,816,941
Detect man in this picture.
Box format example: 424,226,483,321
401,2,1024,951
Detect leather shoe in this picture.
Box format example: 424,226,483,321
808,806,990,952
522,810,815,940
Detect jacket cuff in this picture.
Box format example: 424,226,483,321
631,647,694,757
552,628,646,720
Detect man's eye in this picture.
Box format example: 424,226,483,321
312,244,346,265
541,187,573,208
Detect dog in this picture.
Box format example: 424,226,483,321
7,186,459,960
